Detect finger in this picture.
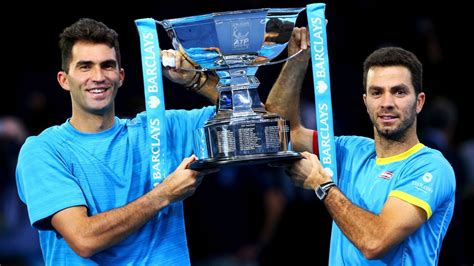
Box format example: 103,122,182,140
300,27,308,50
161,50,177,68
300,151,312,159
306,152,320,165
175,51,183,70
292,27,301,42
179,155,198,170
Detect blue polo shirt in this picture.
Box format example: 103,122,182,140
329,136,455,265
16,106,215,265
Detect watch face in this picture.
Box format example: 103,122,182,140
315,187,325,200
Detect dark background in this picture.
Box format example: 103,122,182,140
1,0,472,265
4,0,473,140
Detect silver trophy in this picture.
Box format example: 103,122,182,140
158,8,305,169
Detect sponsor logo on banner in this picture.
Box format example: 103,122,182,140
317,80,328,94
148,96,160,109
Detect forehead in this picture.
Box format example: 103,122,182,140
70,41,117,63
366,66,413,90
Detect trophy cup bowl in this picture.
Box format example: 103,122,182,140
158,8,305,169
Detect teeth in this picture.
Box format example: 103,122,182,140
90,89,106,94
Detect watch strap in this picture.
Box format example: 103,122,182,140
315,181,336,201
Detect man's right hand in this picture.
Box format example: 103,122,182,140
161,49,219,103
159,155,218,203
161,49,196,86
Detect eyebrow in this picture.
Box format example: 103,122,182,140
75,59,118,67
367,83,410,91
100,59,118,67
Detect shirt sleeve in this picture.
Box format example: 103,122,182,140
16,137,87,229
389,153,455,219
312,130,319,155
166,106,215,140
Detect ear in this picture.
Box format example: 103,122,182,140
416,92,426,114
363,94,368,112
57,71,70,91
119,68,125,87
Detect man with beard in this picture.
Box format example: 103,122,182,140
265,46,456,265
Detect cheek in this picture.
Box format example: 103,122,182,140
67,74,87,87
364,100,375,113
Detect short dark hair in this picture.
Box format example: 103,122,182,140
59,18,121,73
363,47,422,94
265,18,294,44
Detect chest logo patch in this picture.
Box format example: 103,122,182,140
378,170,393,180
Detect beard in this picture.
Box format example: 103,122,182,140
373,106,417,142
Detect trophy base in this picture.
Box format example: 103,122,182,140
189,151,302,170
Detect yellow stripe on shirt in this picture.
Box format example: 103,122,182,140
377,143,425,165
389,190,432,219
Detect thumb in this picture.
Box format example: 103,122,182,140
178,155,198,170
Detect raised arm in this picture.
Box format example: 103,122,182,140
265,27,314,152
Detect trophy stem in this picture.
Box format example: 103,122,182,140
213,67,265,122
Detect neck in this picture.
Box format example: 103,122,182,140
70,109,116,133
374,125,420,158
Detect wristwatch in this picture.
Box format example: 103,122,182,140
315,181,336,201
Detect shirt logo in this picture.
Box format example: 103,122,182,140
422,172,433,183
378,170,393,180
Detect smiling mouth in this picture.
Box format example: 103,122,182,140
377,114,399,126
87,88,109,94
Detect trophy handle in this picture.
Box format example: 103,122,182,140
253,48,303,67
176,67,208,72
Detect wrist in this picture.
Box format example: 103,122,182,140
315,180,336,201
193,72,219,104
151,183,172,209
185,71,208,92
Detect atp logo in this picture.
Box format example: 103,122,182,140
147,96,160,109
232,21,250,50
317,80,328,94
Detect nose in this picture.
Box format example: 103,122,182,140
380,93,394,109
91,66,106,82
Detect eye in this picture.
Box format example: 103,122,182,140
78,63,91,71
370,90,381,97
79,65,91,70
103,63,115,70
395,89,407,96
102,61,117,70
